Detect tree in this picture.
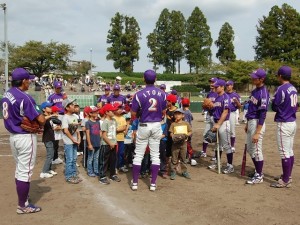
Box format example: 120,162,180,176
215,22,236,65
107,12,123,72
107,13,141,73
68,60,92,76
146,32,159,72
169,10,186,74
254,4,300,65
9,41,74,76
185,7,212,74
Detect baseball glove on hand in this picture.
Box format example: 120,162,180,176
202,98,214,110
172,134,188,144
50,117,62,125
68,124,78,135
204,129,217,143
20,117,42,133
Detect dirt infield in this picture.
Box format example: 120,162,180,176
1,112,300,225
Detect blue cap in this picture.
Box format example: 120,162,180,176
226,80,234,86
40,101,53,110
12,68,35,81
209,77,218,83
250,69,266,79
277,66,291,77
213,79,226,87
113,84,120,90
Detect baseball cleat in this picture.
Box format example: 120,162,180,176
149,184,156,191
16,204,42,214
131,180,138,191
200,152,207,158
222,164,234,174
208,163,217,170
274,175,293,183
270,179,292,188
246,173,263,184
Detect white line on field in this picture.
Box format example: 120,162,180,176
0,154,12,157
80,176,145,225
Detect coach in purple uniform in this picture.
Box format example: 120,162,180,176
226,80,242,152
48,81,65,114
1,68,45,214
108,84,126,106
97,85,111,108
130,70,167,191
245,69,269,185
270,66,297,188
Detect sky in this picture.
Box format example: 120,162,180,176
0,0,300,74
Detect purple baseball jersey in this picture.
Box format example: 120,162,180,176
108,94,126,106
48,93,64,114
272,83,298,122
206,91,218,114
131,85,167,123
97,94,110,106
213,93,230,122
226,92,241,112
1,87,40,134
246,85,269,124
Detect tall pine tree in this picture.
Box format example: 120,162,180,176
215,22,236,65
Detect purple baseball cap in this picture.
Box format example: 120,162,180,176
12,68,35,81
104,85,110,91
144,70,156,84
226,80,234,86
277,66,291,77
113,84,120,90
54,81,62,88
250,69,266,79
213,79,226,87
160,84,166,89
171,89,177,95
209,77,218,83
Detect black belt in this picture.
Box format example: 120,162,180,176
139,123,147,127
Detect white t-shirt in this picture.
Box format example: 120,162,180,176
62,114,79,145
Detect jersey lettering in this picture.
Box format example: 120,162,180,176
290,94,297,107
2,102,9,119
148,98,157,111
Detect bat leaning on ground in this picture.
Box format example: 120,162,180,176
240,144,247,176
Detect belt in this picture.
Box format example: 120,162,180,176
139,123,147,127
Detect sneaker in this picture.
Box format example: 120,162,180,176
211,157,216,161
274,175,293,183
49,170,57,175
170,171,176,180
52,158,63,165
131,180,138,191
66,177,80,184
149,183,156,191
200,152,207,158
231,147,236,153
246,173,263,185
88,173,96,177
99,177,110,185
73,176,83,182
208,163,217,170
110,175,121,182
16,204,42,214
77,152,81,156
182,171,191,179
222,164,234,174
40,172,53,179
270,179,292,188
119,166,129,173
76,163,80,167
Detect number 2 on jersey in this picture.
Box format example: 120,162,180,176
148,98,157,111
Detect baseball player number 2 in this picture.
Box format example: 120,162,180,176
2,102,9,119
148,98,158,111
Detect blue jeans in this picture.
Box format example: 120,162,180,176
117,141,125,168
64,144,78,180
42,141,54,173
87,147,100,175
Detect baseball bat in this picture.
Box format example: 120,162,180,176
240,144,247,176
216,129,221,174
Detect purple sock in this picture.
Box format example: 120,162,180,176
251,157,257,168
290,156,294,177
230,137,235,147
281,158,290,183
132,164,141,184
226,153,233,165
16,180,30,207
215,151,222,161
150,164,160,185
202,143,208,153
255,160,264,176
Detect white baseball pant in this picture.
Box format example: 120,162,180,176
217,120,231,153
10,133,37,182
133,122,162,165
246,119,265,160
229,111,236,138
276,122,296,159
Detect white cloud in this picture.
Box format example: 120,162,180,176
0,0,299,73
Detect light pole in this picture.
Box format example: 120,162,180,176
0,3,8,91
90,48,92,75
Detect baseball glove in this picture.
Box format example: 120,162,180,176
204,129,217,143
68,124,78,135
172,134,188,144
202,98,214,110
20,117,42,133
50,117,62,125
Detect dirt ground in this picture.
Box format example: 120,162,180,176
1,112,300,225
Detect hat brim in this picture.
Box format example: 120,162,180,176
250,73,260,79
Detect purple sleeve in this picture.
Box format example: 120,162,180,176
258,88,269,125
131,94,140,113
271,88,280,112
258,110,267,126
